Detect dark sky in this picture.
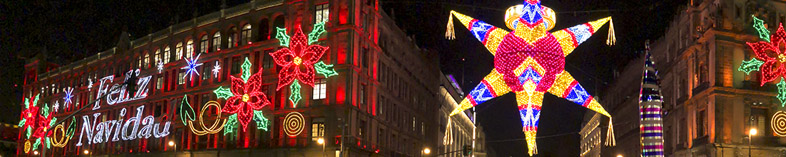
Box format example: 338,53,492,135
0,0,687,156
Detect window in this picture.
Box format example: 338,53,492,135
164,46,171,63
231,57,241,75
228,27,237,49
154,49,161,64
176,42,184,60
156,76,163,90
241,24,252,45
144,52,150,68
186,39,194,58
697,109,706,137
200,35,209,54
263,50,275,69
359,85,366,105
313,79,326,100
377,96,384,116
311,118,325,140
212,32,221,52
178,70,185,85
203,62,211,80
359,120,366,138
362,47,369,68
315,4,329,23
259,19,270,40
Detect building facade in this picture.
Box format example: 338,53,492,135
600,55,645,157
437,74,487,157
649,0,786,156
579,113,602,157
19,0,442,156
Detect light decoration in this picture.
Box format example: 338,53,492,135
212,61,221,78
87,78,93,90
215,57,271,132
186,101,227,136
253,110,270,131
52,101,60,112
31,102,56,150
283,111,305,137
179,95,196,126
443,118,453,145
157,60,164,74
271,22,336,107
50,118,76,148
75,105,171,146
24,140,31,153
444,0,616,155
772,111,786,136
63,87,74,108
181,53,204,81
739,15,786,106
18,94,55,152
223,114,238,135
639,42,665,157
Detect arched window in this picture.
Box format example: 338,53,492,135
164,46,171,63
273,16,286,30
259,19,270,40
176,42,183,60
154,49,161,64
200,35,209,54
228,27,237,49
186,39,194,58
212,32,221,52
241,24,252,45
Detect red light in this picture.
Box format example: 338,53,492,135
375,149,379,153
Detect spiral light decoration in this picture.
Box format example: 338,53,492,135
772,111,786,136
284,111,305,137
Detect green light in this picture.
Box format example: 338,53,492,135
214,86,234,100
67,117,76,137
45,137,50,149
32,138,40,151
308,22,327,45
275,27,290,47
314,61,338,77
778,78,786,107
26,126,31,138
49,117,57,128
253,110,270,131
179,95,196,126
18,119,25,128
241,57,252,82
739,58,764,75
224,114,238,135
752,15,770,42
41,103,49,117
289,80,302,108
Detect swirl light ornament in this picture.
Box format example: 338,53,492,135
24,140,31,153
444,0,616,155
773,111,786,136
50,124,70,147
188,101,227,136
283,112,305,137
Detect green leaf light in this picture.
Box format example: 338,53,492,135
778,78,786,107
253,110,270,131
752,15,771,42
67,117,76,137
26,126,32,138
289,80,302,108
41,103,49,117
241,57,252,82
224,114,238,135
179,95,196,126
45,137,51,149
33,138,40,151
308,22,327,45
739,58,764,75
18,119,25,128
275,27,290,47
214,86,234,100
314,61,338,77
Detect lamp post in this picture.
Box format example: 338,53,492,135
423,147,431,156
317,137,326,157
168,140,177,157
83,149,90,156
749,128,757,157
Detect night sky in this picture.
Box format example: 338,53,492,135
0,0,686,156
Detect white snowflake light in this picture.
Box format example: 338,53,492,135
53,101,60,112
63,87,74,108
181,53,203,81
157,60,164,73
212,61,221,78
87,78,94,90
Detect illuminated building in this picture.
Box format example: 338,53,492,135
18,0,441,156
579,113,602,157
437,74,487,157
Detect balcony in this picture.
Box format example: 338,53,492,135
692,82,709,95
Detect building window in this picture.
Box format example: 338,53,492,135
157,76,163,90
697,109,707,137
203,62,211,80
144,52,150,68
200,35,209,54
231,57,241,75
313,79,326,100
164,46,171,63
155,49,161,64
359,85,366,106
212,32,221,52
241,24,252,45
315,4,329,23
228,27,237,49
263,50,275,69
362,47,369,68
178,70,185,85
186,39,194,58
311,118,325,140
359,120,366,138
377,96,384,116
176,42,184,60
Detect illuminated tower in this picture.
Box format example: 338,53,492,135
639,41,665,157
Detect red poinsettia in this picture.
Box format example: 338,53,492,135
270,25,329,90
222,69,271,131
20,95,40,132
748,24,786,85
32,112,53,139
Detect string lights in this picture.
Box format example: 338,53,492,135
740,15,786,106
157,60,164,74
283,112,305,137
444,0,615,155
773,111,786,136
271,23,335,107
639,43,664,157
218,57,271,131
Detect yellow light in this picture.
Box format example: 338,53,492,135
616,154,623,157
83,150,89,155
317,138,325,145
242,94,250,102
168,141,175,146
423,148,431,154
293,57,302,65
750,128,758,136
33,151,38,155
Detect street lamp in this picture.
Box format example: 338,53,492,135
168,140,177,157
83,150,90,155
317,138,325,157
33,150,39,155
749,128,757,157
616,155,623,157
423,147,431,155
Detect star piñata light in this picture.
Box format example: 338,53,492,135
445,0,615,155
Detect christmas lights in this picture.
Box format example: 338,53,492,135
19,94,40,139
753,15,770,42
275,27,290,47
308,22,327,45
224,114,238,135
212,61,221,78
75,106,171,146
157,60,164,74
64,87,74,107
445,0,616,155
179,95,196,126
738,58,764,75
778,79,786,106
50,124,70,147
220,57,271,131
773,111,786,136
270,25,329,90
24,140,30,153
253,110,270,131
187,101,226,136
314,61,338,77
639,45,665,157
214,86,233,99
181,53,204,81
289,80,302,107
87,78,93,90
283,111,304,137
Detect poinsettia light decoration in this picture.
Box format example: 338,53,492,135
271,22,337,107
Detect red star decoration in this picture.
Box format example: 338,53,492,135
222,68,271,131
747,24,786,85
270,25,329,90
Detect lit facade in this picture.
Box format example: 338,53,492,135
19,0,442,156
437,74,487,157
650,0,786,156
579,113,602,157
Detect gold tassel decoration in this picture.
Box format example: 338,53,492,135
443,117,453,145
445,11,456,40
606,18,616,46
605,118,616,146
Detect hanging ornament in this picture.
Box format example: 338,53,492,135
445,0,616,155
271,22,336,107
